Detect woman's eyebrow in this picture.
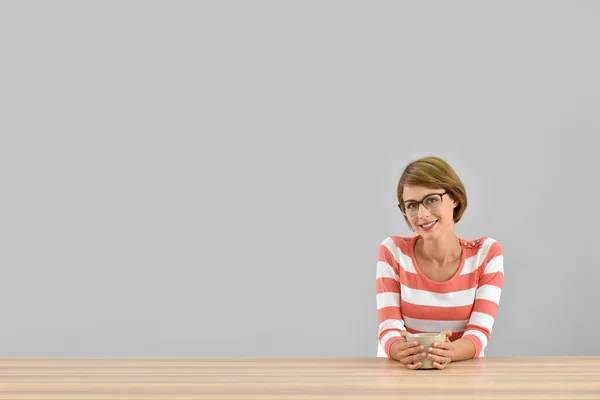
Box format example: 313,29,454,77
403,192,440,202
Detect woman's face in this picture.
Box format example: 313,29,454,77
401,185,457,237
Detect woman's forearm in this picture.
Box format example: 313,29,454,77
452,338,476,361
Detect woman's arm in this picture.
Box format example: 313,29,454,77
376,239,407,358
428,240,504,367
462,240,504,358
448,338,476,361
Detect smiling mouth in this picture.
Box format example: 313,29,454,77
419,220,438,231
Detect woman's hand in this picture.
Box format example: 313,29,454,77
427,330,455,369
389,331,427,370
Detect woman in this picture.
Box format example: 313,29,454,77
376,156,504,369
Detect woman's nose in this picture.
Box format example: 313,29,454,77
417,203,430,218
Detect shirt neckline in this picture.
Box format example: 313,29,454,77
409,235,467,285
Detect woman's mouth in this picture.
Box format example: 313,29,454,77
419,220,438,231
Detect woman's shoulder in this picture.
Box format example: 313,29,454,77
458,236,504,262
379,235,417,252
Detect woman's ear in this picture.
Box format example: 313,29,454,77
449,194,458,209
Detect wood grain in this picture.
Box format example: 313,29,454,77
0,357,599,399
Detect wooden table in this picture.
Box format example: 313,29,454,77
0,357,599,399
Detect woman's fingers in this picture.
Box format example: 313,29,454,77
432,360,449,370
428,342,452,369
429,344,452,358
427,351,448,365
406,361,423,370
397,344,424,360
432,341,452,351
428,347,451,358
402,351,427,366
393,340,426,368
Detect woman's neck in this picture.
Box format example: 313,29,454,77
417,232,462,267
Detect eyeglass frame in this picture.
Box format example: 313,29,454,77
397,191,449,217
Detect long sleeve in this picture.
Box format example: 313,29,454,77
375,239,406,358
462,240,504,358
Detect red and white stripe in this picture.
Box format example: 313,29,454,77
376,235,504,359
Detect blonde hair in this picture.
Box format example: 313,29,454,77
397,156,467,227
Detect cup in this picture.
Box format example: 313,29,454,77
406,332,447,369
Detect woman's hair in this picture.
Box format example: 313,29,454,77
397,156,467,227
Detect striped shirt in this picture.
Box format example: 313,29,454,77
376,235,504,359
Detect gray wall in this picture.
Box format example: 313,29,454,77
1,1,598,357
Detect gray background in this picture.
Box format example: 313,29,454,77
0,1,598,357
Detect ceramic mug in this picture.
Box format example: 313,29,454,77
406,332,447,369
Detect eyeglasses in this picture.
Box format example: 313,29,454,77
398,192,448,217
